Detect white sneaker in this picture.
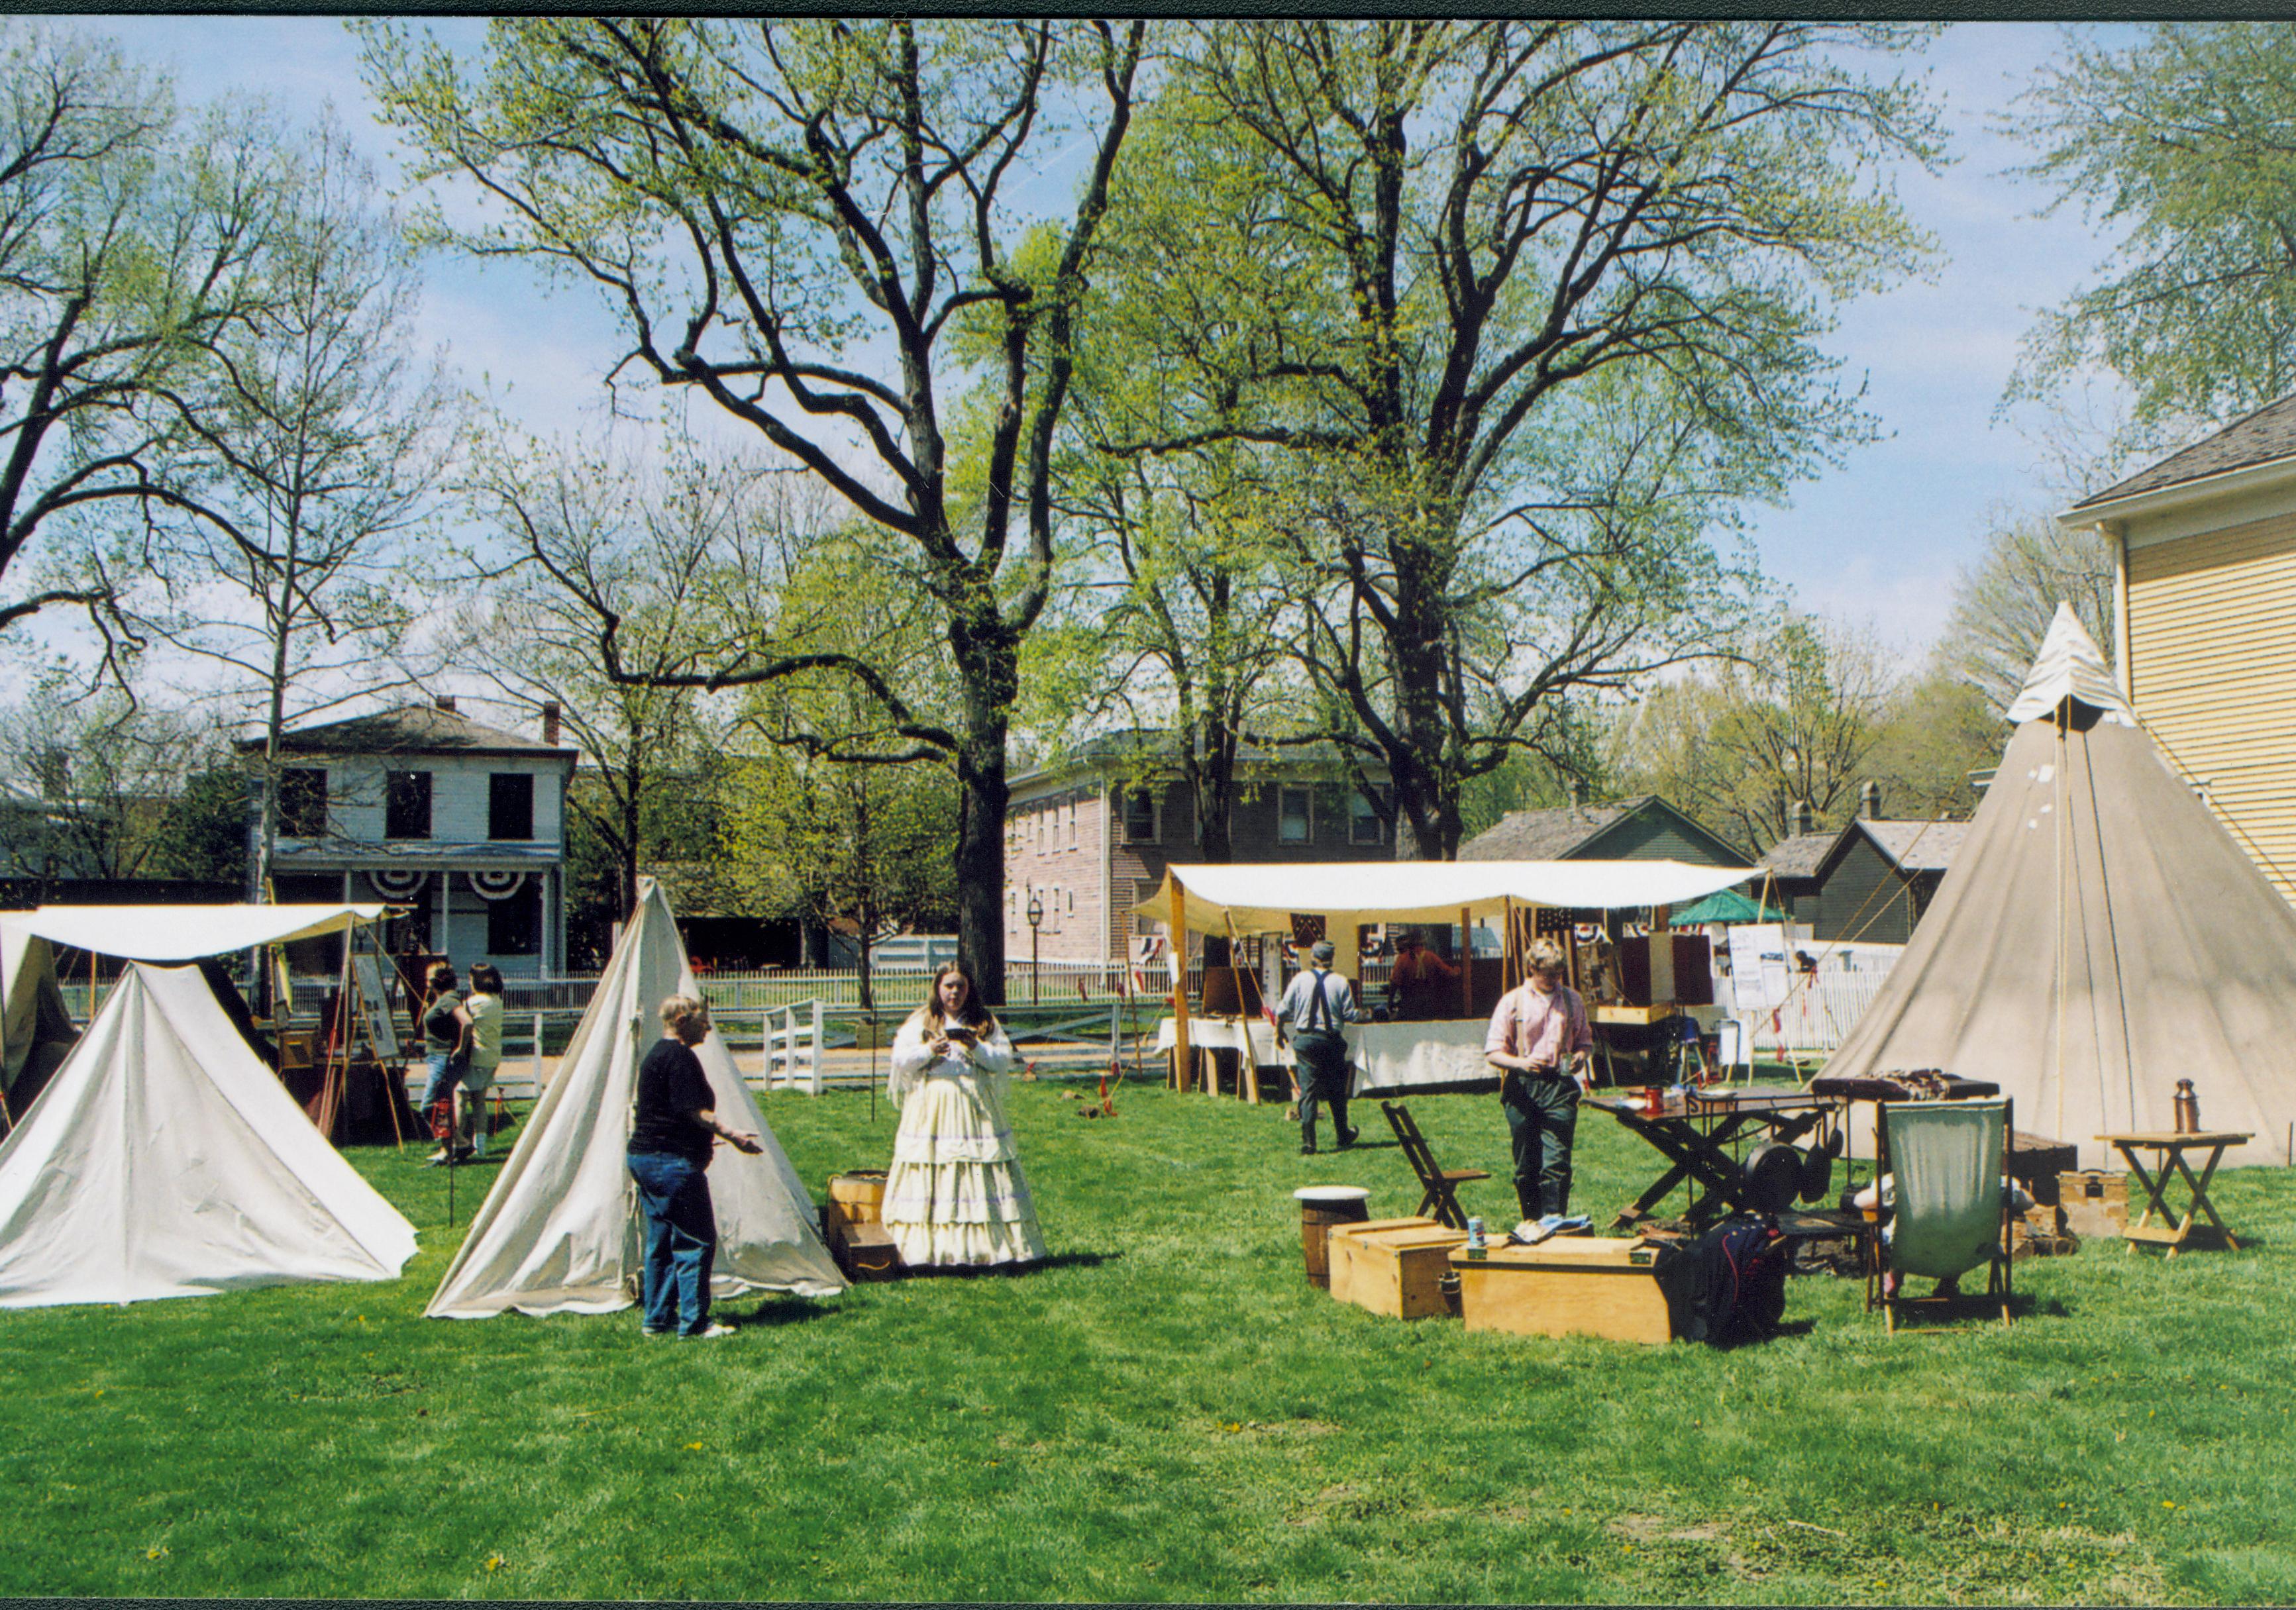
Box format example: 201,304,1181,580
686,1323,736,1338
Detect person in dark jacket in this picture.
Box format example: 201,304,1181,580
627,993,760,1338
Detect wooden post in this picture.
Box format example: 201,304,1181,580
1169,874,1192,1094
809,999,825,1095
1459,906,1473,1020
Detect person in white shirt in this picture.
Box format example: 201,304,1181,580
456,962,506,1160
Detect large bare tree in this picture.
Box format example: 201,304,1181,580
361,19,1147,997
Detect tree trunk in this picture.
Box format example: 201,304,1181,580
951,681,1011,1007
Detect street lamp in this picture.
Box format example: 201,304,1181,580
1025,889,1044,1003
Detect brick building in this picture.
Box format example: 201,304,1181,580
1003,734,1394,968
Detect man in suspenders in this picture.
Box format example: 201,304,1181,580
1275,939,1363,1155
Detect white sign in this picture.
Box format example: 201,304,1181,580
351,954,401,1060
1726,923,1795,1019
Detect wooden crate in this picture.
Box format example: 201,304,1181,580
1330,1224,1468,1320
2058,1170,2128,1239
1448,1236,1681,1346
823,1198,906,1282
1325,1218,1440,1307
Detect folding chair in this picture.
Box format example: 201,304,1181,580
1866,1096,2014,1333
1380,1100,1490,1231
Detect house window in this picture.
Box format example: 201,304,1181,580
1122,788,1157,843
486,881,542,956
279,768,327,837
384,771,433,840
1278,786,1313,845
1349,789,1384,846
489,773,535,841
1133,878,1162,937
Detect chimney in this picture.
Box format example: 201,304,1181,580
541,700,561,746
1789,799,1813,837
1569,776,1591,807
433,693,458,714
1860,780,1881,821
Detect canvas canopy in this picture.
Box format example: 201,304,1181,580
9,903,388,962
1824,605,2296,1166
427,877,844,1319
1132,859,1751,936
0,963,418,1307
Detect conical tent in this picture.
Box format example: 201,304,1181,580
427,878,843,1318
0,964,419,1307
1824,605,2296,1166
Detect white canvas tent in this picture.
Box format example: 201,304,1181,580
1,919,78,1109
0,963,418,1307
427,878,844,1319
1824,605,2296,1166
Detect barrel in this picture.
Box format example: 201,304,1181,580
1294,1185,1371,1288
828,1170,889,1225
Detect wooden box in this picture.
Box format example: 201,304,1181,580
823,1198,906,1282
2010,1133,2079,1203
1326,1217,1440,1303
1330,1223,1468,1319
2058,1170,2128,1239
1448,1236,1682,1345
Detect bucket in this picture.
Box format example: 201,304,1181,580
828,1170,889,1225
1295,1185,1371,1288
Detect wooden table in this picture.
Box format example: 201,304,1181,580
2095,1131,2251,1255
1591,1091,1836,1231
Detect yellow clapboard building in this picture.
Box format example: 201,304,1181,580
2061,397,2296,907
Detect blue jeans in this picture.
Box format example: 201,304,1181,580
627,1151,717,1335
421,1051,469,1112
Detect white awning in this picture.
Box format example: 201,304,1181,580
7,904,390,962
1132,860,1752,936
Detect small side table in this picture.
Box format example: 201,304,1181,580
2094,1131,2252,1256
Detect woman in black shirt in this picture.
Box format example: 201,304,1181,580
627,993,760,1337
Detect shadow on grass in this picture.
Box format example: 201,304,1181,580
898,1250,1123,1280
731,1295,846,1329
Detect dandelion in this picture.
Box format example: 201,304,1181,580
486,1554,504,1572
685,1442,704,1451
146,1547,169,1560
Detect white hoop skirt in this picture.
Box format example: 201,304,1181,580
882,1021,1047,1268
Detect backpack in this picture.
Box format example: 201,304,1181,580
1675,1213,1790,1346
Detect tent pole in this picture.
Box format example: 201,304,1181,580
2055,703,2069,1142
1169,874,1192,1094
1459,906,1473,1019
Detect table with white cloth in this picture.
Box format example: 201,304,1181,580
1153,1015,1502,1099
1152,1015,1290,1100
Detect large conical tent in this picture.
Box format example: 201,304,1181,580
1824,604,2296,1165
428,878,843,1318
0,964,419,1307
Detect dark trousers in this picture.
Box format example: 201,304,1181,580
1502,1070,1579,1219
627,1151,717,1334
1292,1031,1355,1153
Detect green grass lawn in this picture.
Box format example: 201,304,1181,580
5,1080,2295,1603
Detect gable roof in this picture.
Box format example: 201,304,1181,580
244,705,571,761
1459,795,1751,868
1760,830,1836,881
2067,391,2296,511
1812,818,1971,884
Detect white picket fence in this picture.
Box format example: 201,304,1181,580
1718,968,1895,1057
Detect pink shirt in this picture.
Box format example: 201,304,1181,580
1484,980,1593,1069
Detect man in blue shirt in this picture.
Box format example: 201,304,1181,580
1275,940,1362,1155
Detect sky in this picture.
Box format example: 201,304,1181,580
66,16,2141,670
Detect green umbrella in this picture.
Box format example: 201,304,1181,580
1669,887,1783,926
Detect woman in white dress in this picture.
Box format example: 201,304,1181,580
882,963,1047,1268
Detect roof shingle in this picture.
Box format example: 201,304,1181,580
2069,391,2296,509
244,705,569,758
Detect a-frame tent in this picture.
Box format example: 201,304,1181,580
0,963,419,1307
1823,605,2296,1166
427,878,844,1319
